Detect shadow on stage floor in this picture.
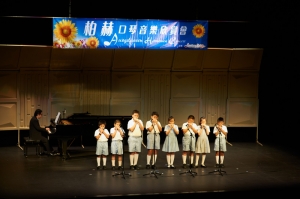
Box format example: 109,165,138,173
0,142,299,198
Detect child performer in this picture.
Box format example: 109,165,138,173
127,110,144,170
213,117,228,168
181,115,198,168
162,116,179,169
94,120,110,170
110,119,125,170
195,117,210,168
145,111,162,169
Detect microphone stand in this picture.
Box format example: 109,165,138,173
209,125,226,176
143,122,162,179
180,125,197,177
112,128,131,179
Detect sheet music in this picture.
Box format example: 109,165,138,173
54,112,61,125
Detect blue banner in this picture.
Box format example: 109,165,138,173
53,18,208,50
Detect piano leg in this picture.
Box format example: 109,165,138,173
60,138,71,160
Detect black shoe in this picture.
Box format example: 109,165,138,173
195,165,199,168
102,166,107,170
215,164,220,168
130,165,135,170
39,151,46,156
182,164,186,169
146,164,150,169
201,164,207,168
151,165,156,169
118,166,123,170
190,164,195,168
97,166,101,170
134,165,139,170
112,166,115,170
170,165,175,169
220,164,225,168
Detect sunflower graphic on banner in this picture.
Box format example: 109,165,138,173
53,18,208,49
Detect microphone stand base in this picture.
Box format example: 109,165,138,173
180,169,197,177
112,170,131,179
143,170,162,179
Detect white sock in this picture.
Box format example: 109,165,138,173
170,154,175,165
216,156,219,164
130,154,134,165
166,155,171,165
97,157,100,166
102,157,106,166
201,154,206,165
195,154,200,166
220,156,224,164
147,155,151,164
133,153,139,165
190,155,194,164
182,155,187,164
112,159,115,166
118,160,122,166
152,154,157,164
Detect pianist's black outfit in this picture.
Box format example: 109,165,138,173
29,116,53,155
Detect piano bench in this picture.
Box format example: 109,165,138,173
23,137,41,158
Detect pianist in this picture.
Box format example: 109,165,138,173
29,109,54,156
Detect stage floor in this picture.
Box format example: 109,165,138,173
0,142,299,198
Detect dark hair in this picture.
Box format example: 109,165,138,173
132,110,140,115
34,109,42,117
187,115,195,120
217,117,224,122
168,116,175,121
199,117,206,125
98,120,106,126
151,111,159,117
114,119,121,125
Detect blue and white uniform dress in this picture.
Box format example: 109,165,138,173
162,124,179,152
213,125,228,152
95,128,109,155
181,122,197,151
195,124,210,153
127,119,144,152
110,127,124,155
146,120,161,149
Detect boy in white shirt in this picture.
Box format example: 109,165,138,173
94,120,110,170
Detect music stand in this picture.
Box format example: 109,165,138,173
143,123,162,179
209,125,226,176
180,126,197,177
112,128,131,179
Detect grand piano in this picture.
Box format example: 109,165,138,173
48,112,132,160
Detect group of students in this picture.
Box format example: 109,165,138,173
95,109,228,170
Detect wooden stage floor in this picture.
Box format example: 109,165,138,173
0,142,299,198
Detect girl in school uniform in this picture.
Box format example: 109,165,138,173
195,117,210,168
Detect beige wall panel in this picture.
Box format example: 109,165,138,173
19,72,49,128
0,46,21,70
143,50,174,70
172,50,204,71
170,98,201,126
81,49,114,70
202,72,228,126
18,46,51,70
112,49,144,70
110,99,141,117
144,72,170,124
82,71,111,115
0,72,18,98
202,49,232,71
111,72,143,99
171,72,201,98
227,98,258,127
111,72,143,118
49,72,81,118
50,49,83,70
228,72,259,98
229,49,263,71
0,102,17,129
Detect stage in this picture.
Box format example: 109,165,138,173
0,142,299,198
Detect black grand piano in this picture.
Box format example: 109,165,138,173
48,112,132,160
